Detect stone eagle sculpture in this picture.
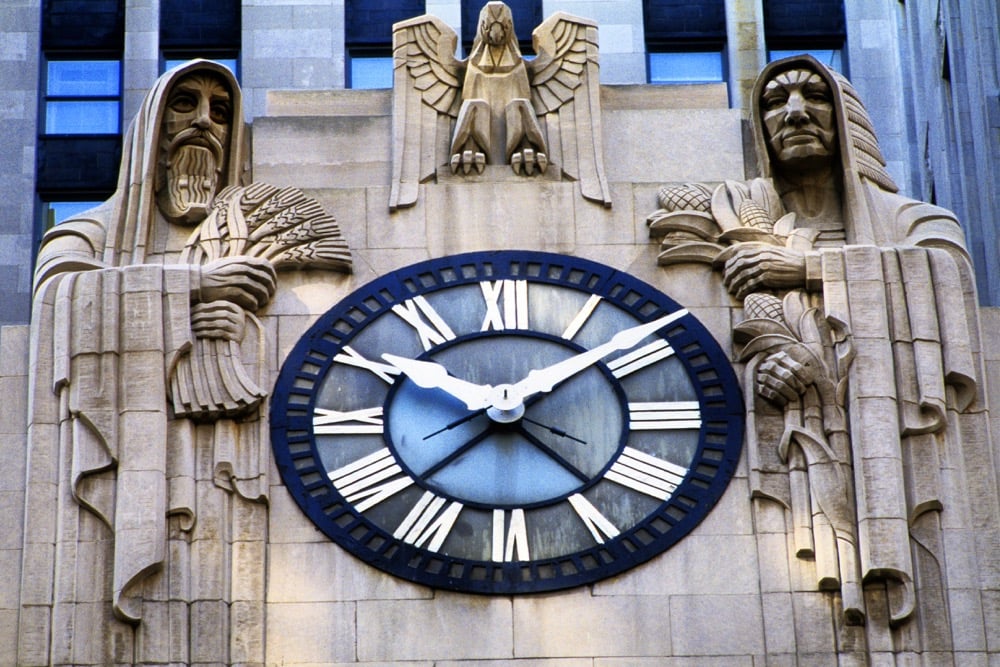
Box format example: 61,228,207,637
389,1,611,210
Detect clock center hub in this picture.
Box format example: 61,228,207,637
485,383,526,423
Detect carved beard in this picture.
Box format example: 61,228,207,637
158,136,224,225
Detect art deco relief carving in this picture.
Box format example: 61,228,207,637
649,56,990,648
389,1,611,209
21,60,349,666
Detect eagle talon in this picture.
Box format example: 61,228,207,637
536,152,548,173
451,150,487,175
510,149,547,176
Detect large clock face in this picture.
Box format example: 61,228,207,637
271,251,743,593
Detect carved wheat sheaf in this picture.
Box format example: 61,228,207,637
172,184,352,419
184,182,352,272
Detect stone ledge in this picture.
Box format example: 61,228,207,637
266,88,392,117
263,83,731,120
602,83,730,110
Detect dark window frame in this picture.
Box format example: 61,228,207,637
345,1,425,89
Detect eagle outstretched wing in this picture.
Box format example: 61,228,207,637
390,15,465,210
529,12,611,207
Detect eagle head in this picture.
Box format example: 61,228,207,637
480,2,515,47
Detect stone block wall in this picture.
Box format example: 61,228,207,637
0,2,40,326
544,1,647,83
242,0,346,121
0,325,29,665
2,74,998,664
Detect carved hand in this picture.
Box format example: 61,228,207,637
756,349,816,406
381,353,493,411
199,256,277,311
721,244,807,300
190,300,245,341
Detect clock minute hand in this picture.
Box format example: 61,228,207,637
511,309,689,398
381,353,492,411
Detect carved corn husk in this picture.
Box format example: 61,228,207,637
736,289,863,624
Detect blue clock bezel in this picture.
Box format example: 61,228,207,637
270,250,744,594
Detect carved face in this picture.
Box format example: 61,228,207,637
761,69,837,169
157,72,233,225
480,2,514,47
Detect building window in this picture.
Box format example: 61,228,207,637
763,0,846,72
43,0,124,53
40,200,104,230
768,48,842,71
38,1,124,240
644,0,726,84
347,51,395,90
346,0,425,89
44,60,121,135
648,51,724,84
160,0,240,78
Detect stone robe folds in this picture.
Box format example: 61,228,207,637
741,58,994,647
744,182,984,628
20,60,269,665
650,55,997,654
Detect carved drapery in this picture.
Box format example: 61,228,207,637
647,55,994,656
19,60,351,666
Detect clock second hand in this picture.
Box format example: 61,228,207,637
421,416,589,483
516,425,590,482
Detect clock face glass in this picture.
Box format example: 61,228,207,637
271,251,743,593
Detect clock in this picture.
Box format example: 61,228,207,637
270,251,743,593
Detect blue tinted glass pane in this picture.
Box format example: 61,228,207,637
350,57,394,89
47,60,120,96
45,201,101,227
164,59,239,78
769,49,843,72
46,101,120,134
649,52,724,83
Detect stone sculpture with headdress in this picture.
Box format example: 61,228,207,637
647,54,994,654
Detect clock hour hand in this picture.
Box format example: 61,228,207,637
382,353,493,411
511,309,689,399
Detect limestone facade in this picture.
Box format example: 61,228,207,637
2,1,999,326
0,3,998,665
1,38,998,662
